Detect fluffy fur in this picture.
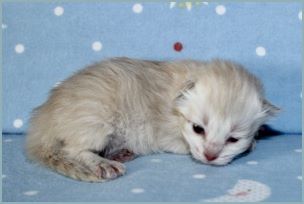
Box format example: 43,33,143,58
26,57,279,182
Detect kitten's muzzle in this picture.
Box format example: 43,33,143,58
203,142,222,161
204,152,218,161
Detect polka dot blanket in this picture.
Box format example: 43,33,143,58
2,2,302,202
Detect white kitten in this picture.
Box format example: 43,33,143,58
26,58,279,182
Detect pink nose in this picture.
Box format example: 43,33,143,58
204,153,218,161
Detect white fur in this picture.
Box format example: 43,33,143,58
26,58,278,181
176,60,278,165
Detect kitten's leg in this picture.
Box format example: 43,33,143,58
34,133,127,182
73,150,126,180
105,149,136,163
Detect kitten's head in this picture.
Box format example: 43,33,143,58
175,60,279,165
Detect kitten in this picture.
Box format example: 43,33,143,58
26,58,279,182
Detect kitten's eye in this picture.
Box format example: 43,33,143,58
192,124,205,135
227,137,239,143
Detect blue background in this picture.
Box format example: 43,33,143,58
2,2,302,133
2,2,302,202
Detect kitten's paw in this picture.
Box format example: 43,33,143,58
107,149,136,163
95,160,126,180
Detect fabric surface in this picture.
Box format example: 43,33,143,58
2,2,302,133
2,133,302,202
2,2,302,202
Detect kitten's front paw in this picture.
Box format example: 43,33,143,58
95,160,126,180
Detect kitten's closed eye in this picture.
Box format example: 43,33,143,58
192,124,205,135
226,137,239,143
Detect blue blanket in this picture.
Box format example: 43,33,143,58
2,2,302,202
2,133,302,202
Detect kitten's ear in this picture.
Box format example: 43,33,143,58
262,99,280,116
175,80,196,101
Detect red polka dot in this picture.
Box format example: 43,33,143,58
174,42,183,52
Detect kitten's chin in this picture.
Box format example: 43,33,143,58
193,155,232,166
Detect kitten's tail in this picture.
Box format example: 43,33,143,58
26,142,101,182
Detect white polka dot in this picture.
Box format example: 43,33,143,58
15,44,25,54
297,176,302,180
2,24,7,29
131,188,145,194
132,3,143,13
150,158,162,163
2,175,6,179
294,149,302,153
4,139,13,143
13,119,23,128
54,6,64,16
256,46,266,57
215,5,226,15
192,174,206,179
299,11,302,21
203,2,209,5
23,190,38,196
92,41,103,52
247,161,258,165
